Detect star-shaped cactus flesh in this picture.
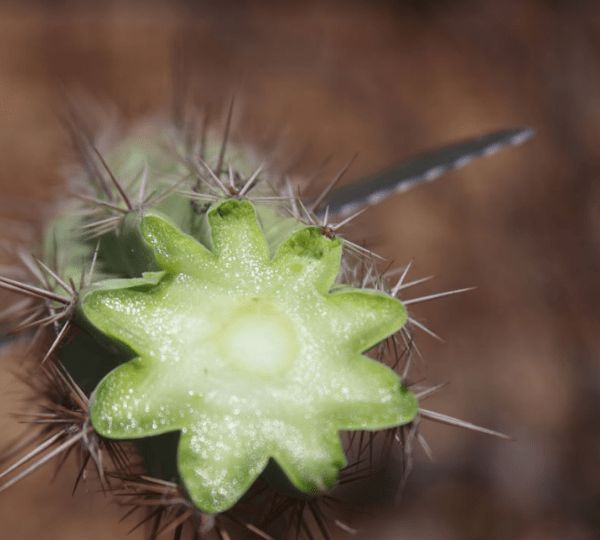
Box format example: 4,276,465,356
82,199,417,513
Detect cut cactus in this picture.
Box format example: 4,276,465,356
0,110,527,538
82,200,417,512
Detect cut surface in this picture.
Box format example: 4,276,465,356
83,199,417,513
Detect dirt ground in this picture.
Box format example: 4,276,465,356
0,1,598,538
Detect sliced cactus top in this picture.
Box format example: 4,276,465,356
81,198,417,513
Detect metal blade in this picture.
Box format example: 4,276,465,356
321,127,533,217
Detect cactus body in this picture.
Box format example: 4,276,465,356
29,124,418,516
0,113,523,538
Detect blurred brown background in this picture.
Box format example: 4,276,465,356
0,0,599,538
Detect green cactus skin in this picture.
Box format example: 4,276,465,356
28,126,418,516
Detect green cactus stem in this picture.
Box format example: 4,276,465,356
0,114,523,539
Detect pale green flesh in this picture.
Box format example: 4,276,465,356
83,199,417,513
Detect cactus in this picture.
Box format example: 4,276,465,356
0,104,529,538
